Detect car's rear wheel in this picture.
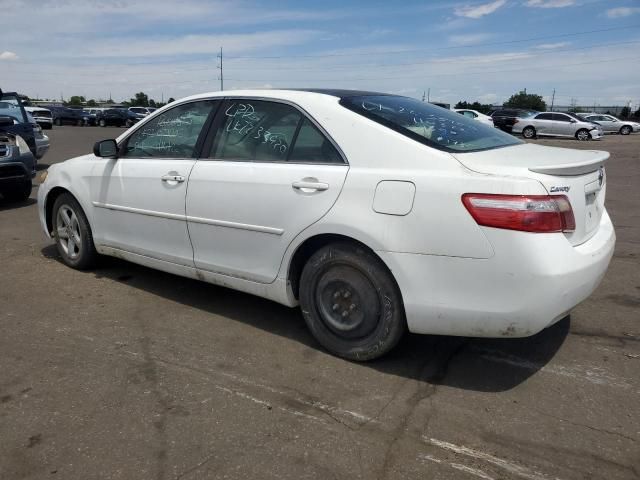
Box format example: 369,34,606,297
54,118,62,126
52,193,98,270
76,119,83,127
99,119,106,127
620,125,632,135
125,119,133,128
299,242,406,361
522,126,536,139
1,179,32,202
576,129,590,141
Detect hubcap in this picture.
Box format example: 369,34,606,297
56,205,82,259
578,131,588,140
315,265,380,339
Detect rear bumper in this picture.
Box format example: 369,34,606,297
378,210,615,338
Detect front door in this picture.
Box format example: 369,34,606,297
552,113,574,136
186,99,349,283
89,99,219,266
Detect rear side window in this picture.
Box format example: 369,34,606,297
341,95,521,153
211,100,343,163
535,113,554,120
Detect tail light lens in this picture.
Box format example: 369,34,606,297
462,194,575,233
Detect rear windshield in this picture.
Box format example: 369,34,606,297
340,95,522,153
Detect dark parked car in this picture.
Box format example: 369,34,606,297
96,109,141,127
490,108,538,133
49,106,86,126
0,114,35,201
0,90,38,157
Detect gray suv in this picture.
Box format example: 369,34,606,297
512,112,603,141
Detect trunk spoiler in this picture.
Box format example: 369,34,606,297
528,151,609,176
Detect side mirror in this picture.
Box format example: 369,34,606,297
570,119,577,123
93,139,118,158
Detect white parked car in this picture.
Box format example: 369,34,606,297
27,113,49,159
37,89,615,360
578,113,640,135
454,109,494,127
25,106,53,130
512,112,604,141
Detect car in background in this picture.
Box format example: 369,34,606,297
490,108,538,133
454,109,494,127
0,115,35,201
577,113,640,135
512,112,603,141
25,106,53,130
25,112,49,159
96,109,137,127
128,106,155,117
49,106,85,126
38,89,615,361
0,91,38,157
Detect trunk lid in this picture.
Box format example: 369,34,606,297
453,143,608,246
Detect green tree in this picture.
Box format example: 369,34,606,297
129,92,149,107
634,109,640,119
149,99,157,108
67,95,86,106
167,97,175,104
86,99,97,107
455,100,494,115
504,90,546,111
620,106,631,118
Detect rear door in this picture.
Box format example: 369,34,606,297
533,113,555,135
186,98,349,283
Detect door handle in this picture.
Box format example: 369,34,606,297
161,174,185,183
292,180,329,192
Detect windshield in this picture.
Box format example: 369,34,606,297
0,93,28,123
340,95,522,152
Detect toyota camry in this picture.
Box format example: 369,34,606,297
37,89,615,360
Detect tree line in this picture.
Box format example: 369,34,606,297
63,92,175,108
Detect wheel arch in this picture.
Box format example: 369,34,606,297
286,233,403,304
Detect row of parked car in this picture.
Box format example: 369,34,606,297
454,107,640,141
24,106,157,129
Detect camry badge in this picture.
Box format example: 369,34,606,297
550,186,570,193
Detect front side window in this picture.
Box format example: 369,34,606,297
553,114,571,122
122,100,217,158
211,100,343,163
340,95,521,153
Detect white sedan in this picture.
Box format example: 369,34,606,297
37,89,615,361
454,108,495,127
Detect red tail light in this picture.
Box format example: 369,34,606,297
462,194,575,233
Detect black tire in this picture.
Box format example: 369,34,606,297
52,193,98,270
576,129,590,141
99,119,106,127
2,179,32,202
43,124,52,130
620,125,632,135
522,126,536,139
299,242,406,361
54,118,62,126
125,119,133,128
76,119,83,127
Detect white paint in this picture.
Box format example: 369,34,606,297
424,437,555,480
419,454,496,480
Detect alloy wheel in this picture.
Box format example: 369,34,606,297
56,205,82,259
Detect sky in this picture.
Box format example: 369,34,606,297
1,0,639,108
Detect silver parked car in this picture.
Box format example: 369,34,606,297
512,112,603,141
578,113,640,135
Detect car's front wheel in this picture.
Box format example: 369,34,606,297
99,119,106,127
620,125,632,135
522,126,536,139
576,129,590,141
52,193,98,269
299,242,406,361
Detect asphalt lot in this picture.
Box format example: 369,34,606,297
1,126,639,480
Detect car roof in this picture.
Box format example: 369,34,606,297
175,88,394,104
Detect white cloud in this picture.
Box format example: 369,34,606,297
0,51,19,61
448,33,493,46
454,0,507,19
536,42,570,49
606,7,640,18
525,0,575,8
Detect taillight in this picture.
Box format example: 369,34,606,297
462,194,575,233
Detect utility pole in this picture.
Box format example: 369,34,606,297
422,91,425,102
550,88,555,112
217,47,224,91
427,88,430,102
